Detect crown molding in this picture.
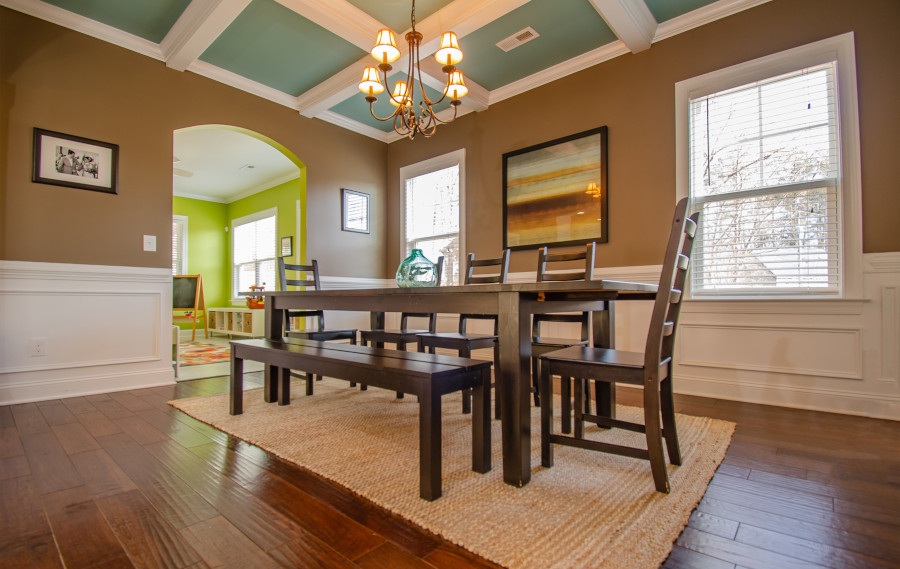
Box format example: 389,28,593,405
272,0,382,51
0,0,163,60
186,59,299,109
653,0,773,43
315,111,392,143
174,172,301,204
589,0,656,53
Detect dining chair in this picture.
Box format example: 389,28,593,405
359,256,444,397
416,249,510,418
531,242,596,419
278,257,358,383
538,197,698,493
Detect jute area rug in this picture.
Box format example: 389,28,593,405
171,379,734,569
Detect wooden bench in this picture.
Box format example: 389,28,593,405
229,338,492,501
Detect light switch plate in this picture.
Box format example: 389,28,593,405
143,235,157,252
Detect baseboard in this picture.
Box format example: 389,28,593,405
0,366,175,405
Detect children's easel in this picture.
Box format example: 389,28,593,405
173,275,208,342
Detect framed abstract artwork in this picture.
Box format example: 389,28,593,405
502,126,608,250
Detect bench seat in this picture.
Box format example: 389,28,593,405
229,338,492,500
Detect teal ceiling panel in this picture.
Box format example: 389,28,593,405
644,0,719,23
42,0,190,43
345,0,453,34
456,0,618,91
330,74,455,133
199,0,364,96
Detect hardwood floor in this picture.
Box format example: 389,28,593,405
1,374,898,569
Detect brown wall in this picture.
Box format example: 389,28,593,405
0,8,387,277
386,0,900,274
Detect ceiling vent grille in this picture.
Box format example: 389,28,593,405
496,27,539,52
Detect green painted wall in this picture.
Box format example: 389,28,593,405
172,176,305,332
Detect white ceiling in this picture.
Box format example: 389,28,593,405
173,128,299,203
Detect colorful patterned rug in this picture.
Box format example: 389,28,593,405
179,342,231,366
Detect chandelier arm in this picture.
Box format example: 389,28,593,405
430,101,460,125
368,100,402,122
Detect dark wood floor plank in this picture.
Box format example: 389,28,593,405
423,545,506,569
0,475,63,568
144,439,304,552
61,396,98,415
97,432,218,530
113,414,172,445
52,422,102,455
88,395,136,420
179,516,283,569
735,523,900,569
709,471,834,511
70,448,138,498
833,497,900,526
37,401,79,427
355,541,437,569
716,463,750,479
134,408,215,448
76,410,124,438
188,440,387,559
96,489,204,569
268,536,360,569
0,425,25,458
0,453,31,480
11,402,52,436
676,526,829,569
0,405,16,428
108,391,156,413
688,510,740,539
41,485,133,569
662,545,736,569
20,431,84,495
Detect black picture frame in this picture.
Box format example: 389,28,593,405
341,188,370,234
32,127,119,194
502,126,608,250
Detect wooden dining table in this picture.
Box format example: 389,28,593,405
261,279,657,487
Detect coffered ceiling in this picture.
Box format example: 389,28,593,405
3,0,771,144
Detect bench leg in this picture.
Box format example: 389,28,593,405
305,372,314,396
472,368,491,474
419,389,441,501
230,355,244,415
264,364,278,403
278,367,291,405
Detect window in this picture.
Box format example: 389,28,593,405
172,215,188,275
676,33,861,298
399,149,465,285
232,207,277,299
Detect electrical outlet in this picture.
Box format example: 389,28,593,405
29,338,47,357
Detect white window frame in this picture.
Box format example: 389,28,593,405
675,32,862,299
399,149,466,285
231,207,278,302
172,214,188,275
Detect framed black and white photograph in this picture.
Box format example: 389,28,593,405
281,236,293,257
341,188,369,233
32,127,119,194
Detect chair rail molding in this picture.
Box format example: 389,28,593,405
0,260,175,404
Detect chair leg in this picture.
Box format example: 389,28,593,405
461,345,472,415
643,374,670,493
540,361,554,468
560,376,571,434
395,341,406,399
573,377,584,440
532,357,541,407
492,342,502,420
660,373,681,465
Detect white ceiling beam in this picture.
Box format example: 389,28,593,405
418,58,489,112
272,0,384,50
161,0,251,71
588,0,657,53
294,0,527,118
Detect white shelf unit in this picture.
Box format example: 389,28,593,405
207,307,264,338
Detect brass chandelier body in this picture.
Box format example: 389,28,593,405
358,0,468,139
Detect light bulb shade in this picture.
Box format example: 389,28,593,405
435,32,463,66
390,81,410,107
358,66,385,95
371,29,400,63
585,182,601,197
444,70,468,99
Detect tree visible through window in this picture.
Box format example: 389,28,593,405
688,63,841,296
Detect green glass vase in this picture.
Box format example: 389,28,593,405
396,249,437,287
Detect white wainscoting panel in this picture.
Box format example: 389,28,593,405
0,261,175,404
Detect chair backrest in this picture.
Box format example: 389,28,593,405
537,242,596,282
533,243,595,342
459,250,510,333
278,257,324,332
644,197,699,371
400,256,444,332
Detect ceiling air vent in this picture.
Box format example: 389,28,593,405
496,26,539,52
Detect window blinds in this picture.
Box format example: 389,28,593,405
232,212,276,296
172,216,187,275
404,164,461,284
689,63,841,295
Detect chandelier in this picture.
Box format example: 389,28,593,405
358,0,468,139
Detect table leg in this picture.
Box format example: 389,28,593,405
264,303,284,405
230,354,243,415
592,302,616,418
498,292,531,487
